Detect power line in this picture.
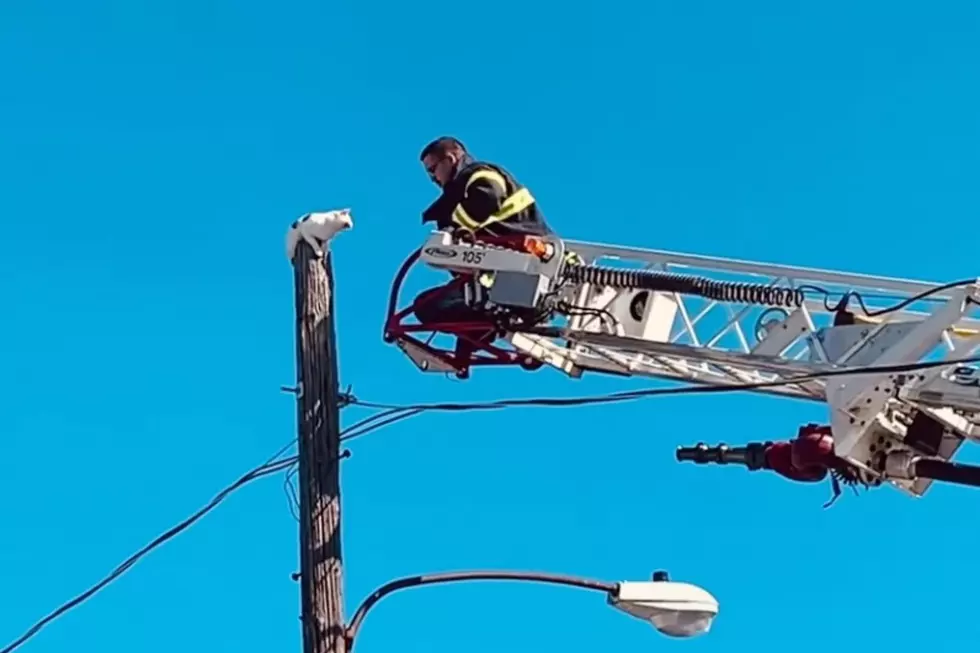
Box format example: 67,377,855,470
283,464,300,522
350,355,980,414
0,455,297,653
339,407,426,443
0,400,428,653
5,354,978,651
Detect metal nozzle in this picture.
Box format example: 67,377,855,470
676,442,771,471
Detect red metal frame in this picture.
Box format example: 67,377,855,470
382,237,545,378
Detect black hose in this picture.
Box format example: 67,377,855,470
563,263,807,308
911,458,980,488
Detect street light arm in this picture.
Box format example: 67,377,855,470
344,570,620,651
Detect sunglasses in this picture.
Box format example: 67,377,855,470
425,156,451,181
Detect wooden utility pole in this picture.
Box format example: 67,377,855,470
292,241,346,653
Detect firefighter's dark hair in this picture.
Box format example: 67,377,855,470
420,136,467,161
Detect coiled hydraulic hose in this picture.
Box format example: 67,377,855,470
562,263,807,308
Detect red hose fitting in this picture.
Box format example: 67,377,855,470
765,423,836,483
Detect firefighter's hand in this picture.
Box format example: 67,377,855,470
286,208,353,260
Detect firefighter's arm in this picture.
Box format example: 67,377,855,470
450,169,509,233
422,192,456,229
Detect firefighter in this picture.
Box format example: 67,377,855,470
412,136,554,327
419,136,553,238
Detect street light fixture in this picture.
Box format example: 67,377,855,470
344,569,719,650
608,571,720,638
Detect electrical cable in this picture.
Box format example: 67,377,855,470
841,278,977,317
0,454,297,653
283,464,300,522
338,406,420,438
340,407,425,443
776,280,977,317
0,401,414,653
262,438,298,467
351,354,980,414
556,302,619,333
280,407,422,514
8,352,980,650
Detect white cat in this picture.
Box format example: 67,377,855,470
285,208,353,259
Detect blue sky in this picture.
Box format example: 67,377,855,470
2,1,979,651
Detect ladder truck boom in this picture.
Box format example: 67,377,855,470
383,229,980,500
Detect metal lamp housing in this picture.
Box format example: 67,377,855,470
609,580,719,638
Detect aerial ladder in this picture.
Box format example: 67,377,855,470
382,228,980,501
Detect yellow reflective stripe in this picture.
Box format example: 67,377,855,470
472,187,535,230
451,169,508,233
452,204,480,231
452,167,537,234
465,169,508,193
